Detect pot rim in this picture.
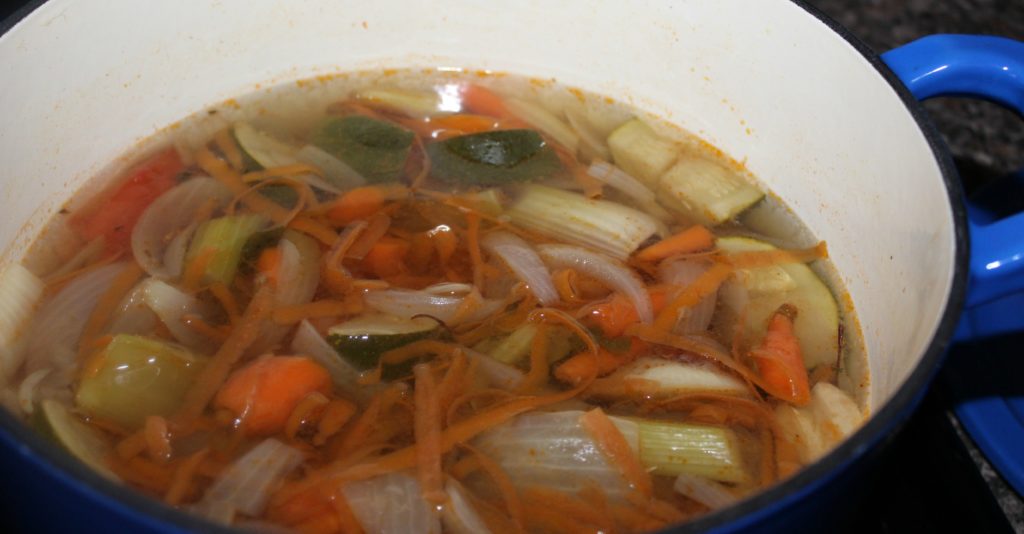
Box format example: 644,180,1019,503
0,1,970,533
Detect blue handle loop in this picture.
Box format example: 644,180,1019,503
882,35,1024,337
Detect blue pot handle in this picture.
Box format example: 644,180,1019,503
882,35,1024,329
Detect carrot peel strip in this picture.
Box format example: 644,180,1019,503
579,408,653,498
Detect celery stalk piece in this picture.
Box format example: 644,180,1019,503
658,155,764,226
506,184,661,261
184,214,269,286
75,335,205,429
633,418,748,483
487,323,539,364
484,323,575,366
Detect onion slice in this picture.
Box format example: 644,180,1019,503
481,231,557,305
673,473,739,510
363,287,504,326
658,259,718,334
132,177,234,279
24,262,124,377
537,244,652,323
196,439,304,524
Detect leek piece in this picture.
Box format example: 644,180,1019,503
185,214,269,286
485,323,574,366
606,357,750,398
633,418,748,483
504,97,580,153
473,410,640,499
458,188,504,217
341,472,440,534
658,155,764,225
0,264,43,382
75,335,205,429
355,87,442,118
506,184,660,261
486,323,538,364
606,118,678,188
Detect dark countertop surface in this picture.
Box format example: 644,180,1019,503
810,0,1024,182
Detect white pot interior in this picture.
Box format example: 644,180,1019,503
0,0,955,423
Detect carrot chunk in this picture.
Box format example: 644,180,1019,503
751,303,811,405
215,356,332,435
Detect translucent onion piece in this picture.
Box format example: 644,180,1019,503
504,97,579,154
586,160,674,223
423,283,474,296
473,410,639,500
197,439,304,524
673,473,739,510
141,279,218,352
443,478,492,534
565,108,612,162
295,144,366,190
163,222,198,280
363,289,503,327
466,349,524,391
0,264,43,382
24,262,124,377
107,279,160,336
132,177,234,279
537,244,652,323
291,320,374,405
251,231,321,353
587,160,656,205
659,259,718,334
341,472,440,534
17,368,50,414
481,231,557,305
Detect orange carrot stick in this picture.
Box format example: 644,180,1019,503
460,444,525,530
750,303,810,405
634,225,715,263
579,408,653,498
554,348,627,385
77,262,144,360
215,356,333,436
208,283,241,325
288,216,339,246
413,364,446,504
725,242,828,269
173,285,275,426
360,236,409,278
466,212,484,289
326,186,391,226
653,262,733,331
459,84,510,118
586,287,671,338
164,448,209,505
272,298,364,325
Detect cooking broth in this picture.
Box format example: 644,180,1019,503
1,70,867,532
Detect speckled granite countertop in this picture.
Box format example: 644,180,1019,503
810,0,1024,181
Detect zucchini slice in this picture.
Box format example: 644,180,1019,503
233,122,300,170
716,236,840,369
327,314,442,378
35,399,117,480
606,118,677,188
